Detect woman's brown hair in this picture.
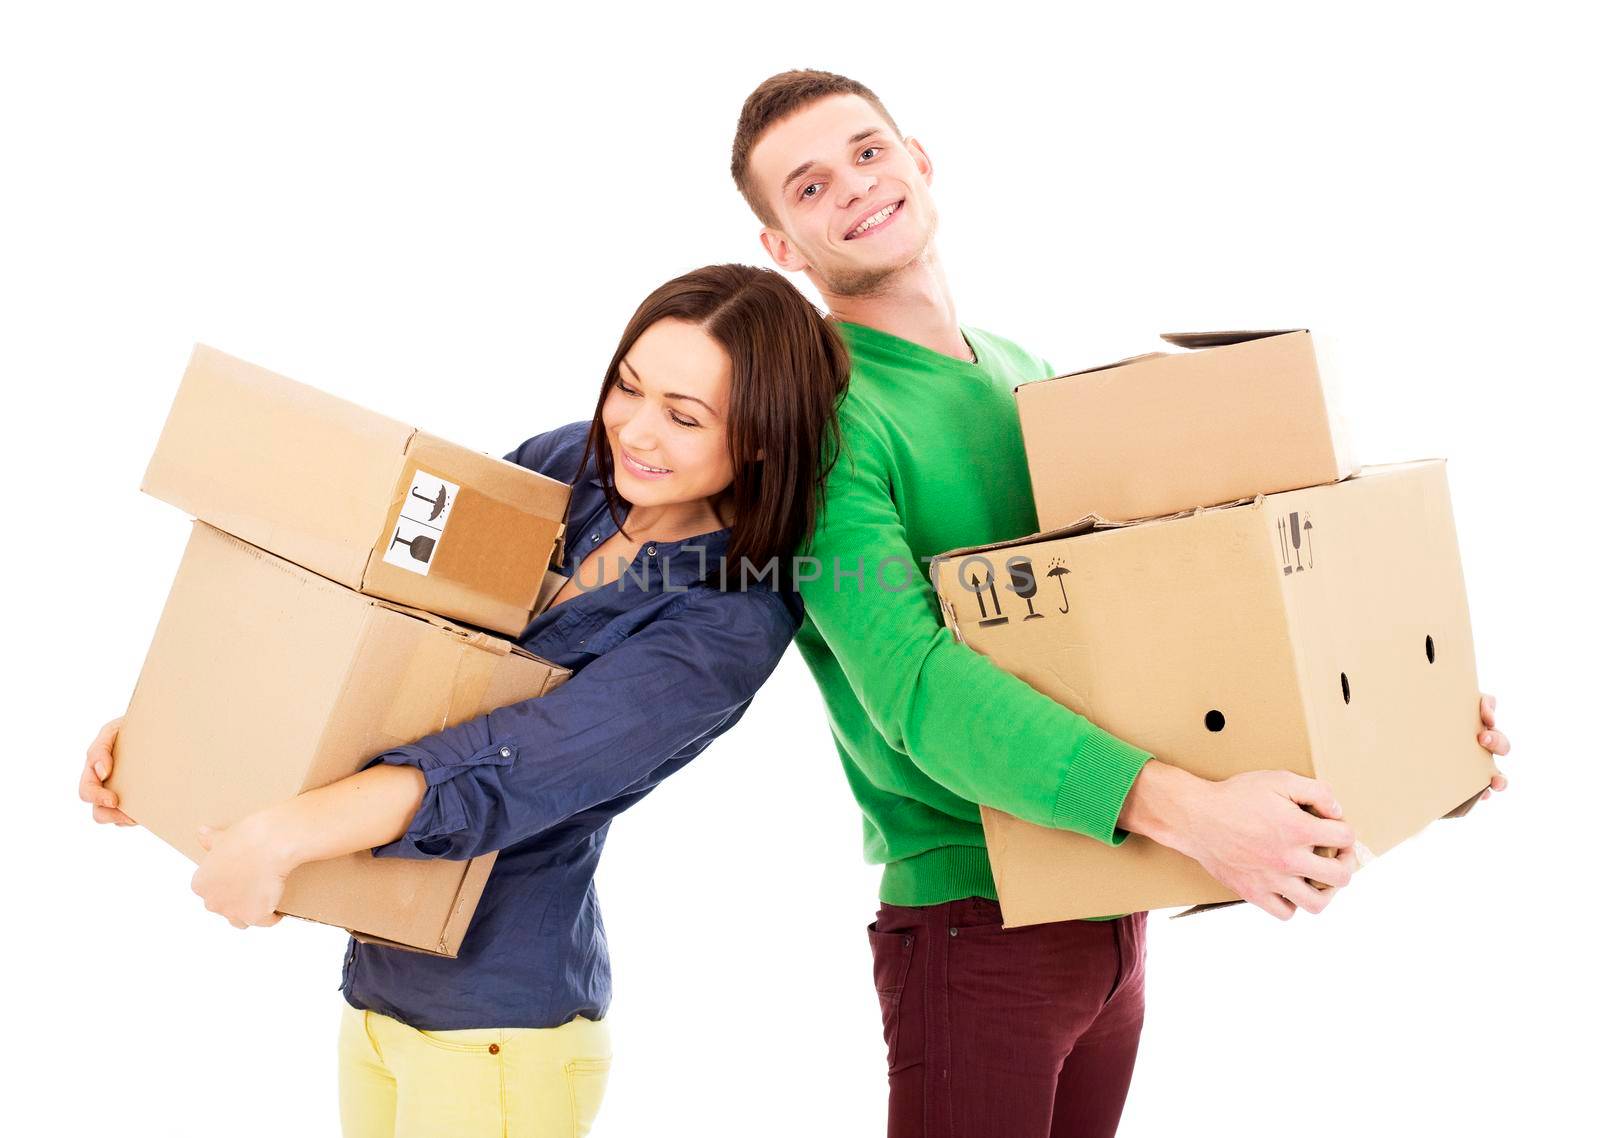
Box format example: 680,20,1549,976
578,264,849,587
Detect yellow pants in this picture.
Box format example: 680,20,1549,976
338,1003,612,1138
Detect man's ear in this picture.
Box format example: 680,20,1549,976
759,226,810,273
904,136,934,185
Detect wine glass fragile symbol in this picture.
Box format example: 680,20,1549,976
1010,561,1044,620
390,529,436,564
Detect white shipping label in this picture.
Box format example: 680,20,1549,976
382,470,460,576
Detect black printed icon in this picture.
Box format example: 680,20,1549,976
1007,558,1045,621
971,569,1009,627
390,529,437,565
1279,511,1314,575
1046,559,1071,613
410,483,450,522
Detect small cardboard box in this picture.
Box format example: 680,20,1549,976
108,521,571,956
1016,330,1359,530
142,345,572,636
930,460,1492,926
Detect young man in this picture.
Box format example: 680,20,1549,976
729,70,1513,1137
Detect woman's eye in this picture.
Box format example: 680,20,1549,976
670,412,701,429
616,379,641,396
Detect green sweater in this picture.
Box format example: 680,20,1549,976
795,320,1154,907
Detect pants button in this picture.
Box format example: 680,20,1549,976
488,1043,500,1054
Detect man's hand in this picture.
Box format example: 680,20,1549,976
1120,762,1356,920
1476,692,1512,801
189,814,296,930
80,716,135,826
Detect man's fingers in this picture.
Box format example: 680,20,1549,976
1251,892,1297,921
259,913,284,928
1478,729,1510,757
1281,775,1342,820
1478,693,1497,730
92,805,135,826
1280,877,1333,915
1293,850,1352,889
196,826,215,852
1304,816,1354,851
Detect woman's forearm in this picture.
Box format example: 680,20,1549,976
245,763,428,872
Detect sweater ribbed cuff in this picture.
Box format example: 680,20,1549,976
1050,730,1153,846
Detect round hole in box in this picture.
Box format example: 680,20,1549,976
1340,673,1351,704
1204,710,1226,732
1425,635,1436,664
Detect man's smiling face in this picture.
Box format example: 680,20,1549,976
750,93,938,296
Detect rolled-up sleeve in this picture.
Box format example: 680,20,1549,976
367,588,796,861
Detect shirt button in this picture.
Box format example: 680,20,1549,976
646,545,657,556
488,1043,500,1055
498,746,511,758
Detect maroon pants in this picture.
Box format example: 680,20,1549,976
868,897,1147,1138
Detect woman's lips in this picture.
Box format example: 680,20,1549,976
618,447,673,480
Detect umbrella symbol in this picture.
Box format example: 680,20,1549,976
411,483,449,521
1047,560,1071,613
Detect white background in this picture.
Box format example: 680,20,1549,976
7,3,1595,1135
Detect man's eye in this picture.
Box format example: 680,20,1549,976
800,183,821,200
860,146,880,161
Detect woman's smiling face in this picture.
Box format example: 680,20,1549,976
601,317,736,510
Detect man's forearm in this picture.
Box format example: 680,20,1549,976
1116,759,1209,857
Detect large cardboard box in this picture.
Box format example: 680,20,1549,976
108,521,571,956
142,344,572,636
1015,330,1359,530
930,460,1493,926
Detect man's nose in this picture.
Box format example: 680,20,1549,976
837,167,878,210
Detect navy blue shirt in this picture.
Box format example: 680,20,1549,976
339,421,801,1030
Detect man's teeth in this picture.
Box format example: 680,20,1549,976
851,202,898,237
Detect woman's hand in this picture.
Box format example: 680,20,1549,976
189,813,297,930
80,716,135,826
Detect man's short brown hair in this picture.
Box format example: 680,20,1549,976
731,69,901,227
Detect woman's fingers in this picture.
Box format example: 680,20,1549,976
87,716,124,781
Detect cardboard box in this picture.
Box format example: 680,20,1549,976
142,345,572,636
930,460,1493,926
108,521,571,955
1016,330,1359,530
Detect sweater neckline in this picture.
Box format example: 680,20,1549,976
834,319,984,371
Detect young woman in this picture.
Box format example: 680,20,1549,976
78,263,850,1138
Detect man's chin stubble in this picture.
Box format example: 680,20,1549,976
817,207,939,299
